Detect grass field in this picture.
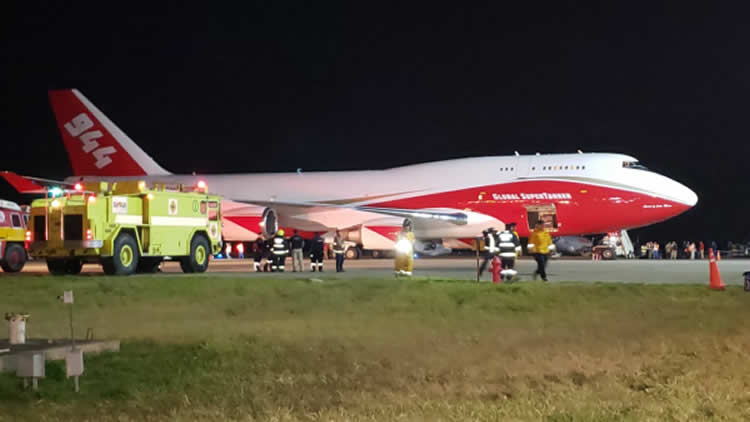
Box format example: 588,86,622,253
0,274,748,421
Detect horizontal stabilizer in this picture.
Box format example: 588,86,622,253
0,171,47,194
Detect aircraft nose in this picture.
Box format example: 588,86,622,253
670,179,698,208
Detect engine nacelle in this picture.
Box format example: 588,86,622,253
260,208,279,238
414,239,452,257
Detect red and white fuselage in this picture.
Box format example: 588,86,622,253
44,89,697,247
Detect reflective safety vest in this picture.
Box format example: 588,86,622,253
498,230,521,259
484,231,499,254
272,235,289,255
333,237,345,254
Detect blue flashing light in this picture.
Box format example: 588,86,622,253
49,187,63,197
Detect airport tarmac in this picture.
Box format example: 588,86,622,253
15,257,750,285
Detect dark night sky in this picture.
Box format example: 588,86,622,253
2,2,749,244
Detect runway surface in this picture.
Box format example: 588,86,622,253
14,257,750,285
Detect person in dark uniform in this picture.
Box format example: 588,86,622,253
497,222,521,281
252,235,265,272
271,229,289,272
478,228,499,277
262,236,273,272
310,232,325,272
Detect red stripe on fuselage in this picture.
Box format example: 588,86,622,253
368,180,691,236
366,226,402,242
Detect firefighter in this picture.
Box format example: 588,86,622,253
333,230,345,272
394,220,416,276
271,229,289,272
252,236,265,272
478,227,499,277
225,241,232,259
290,229,304,272
528,220,554,281
236,242,245,259
497,222,521,281
310,232,325,272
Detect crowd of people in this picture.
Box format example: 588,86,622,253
640,240,720,259
242,229,347,273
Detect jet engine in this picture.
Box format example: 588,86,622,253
260,208,279,238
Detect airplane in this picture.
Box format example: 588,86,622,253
2,89,698,257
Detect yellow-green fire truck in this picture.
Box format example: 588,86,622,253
28,181,223,275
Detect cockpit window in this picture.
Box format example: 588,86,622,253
623,161,649,171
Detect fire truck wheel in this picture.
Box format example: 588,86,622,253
64,259,83,275
182,235,210,273
113,233,139,275
46,259,67,276
0,243,26,273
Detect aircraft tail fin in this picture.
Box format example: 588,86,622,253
48,89,171,177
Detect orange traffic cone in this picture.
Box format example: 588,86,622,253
717,250,721,261
708,249,725,290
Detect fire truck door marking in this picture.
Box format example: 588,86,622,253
209,222,219,239
168,199,178,216
112,197,128,214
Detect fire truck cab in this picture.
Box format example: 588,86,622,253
0,199,29,273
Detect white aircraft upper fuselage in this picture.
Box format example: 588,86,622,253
42,89,696,244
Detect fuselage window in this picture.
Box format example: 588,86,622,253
623,161,649,171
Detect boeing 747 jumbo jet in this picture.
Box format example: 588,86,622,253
3,89,698,256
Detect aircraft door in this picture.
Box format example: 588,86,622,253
526,204,558,232
514,155,533,178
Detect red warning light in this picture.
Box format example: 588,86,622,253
74,183,83,191
197,180,207,190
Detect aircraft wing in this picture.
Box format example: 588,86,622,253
234,199,468,225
